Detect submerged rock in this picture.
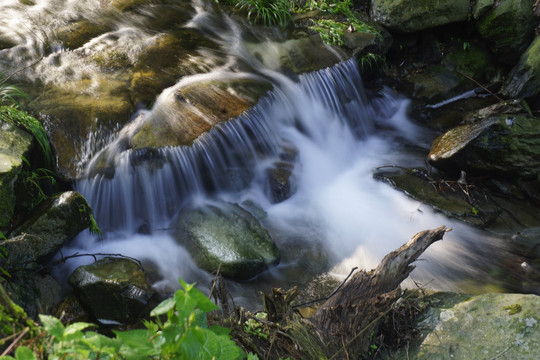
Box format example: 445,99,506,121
171,201,280,280
391,292,540,359
502,35,540,99
428,102,540,179
475,0,536,65
370,0,469,33
68,257,153,324
0,120,33,229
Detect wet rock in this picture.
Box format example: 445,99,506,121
267,161,296,203
404,65,467,104
55,292,89,324
502,35,540,99
32,79,132,180
392,292,540,359
69,257,153,324
475,0,536,65
171,201,280,279
374,167,540,231
57,19,113,50
131,79,273,149
370,0,469,33
5,273,62,319
472,0,495,20
428,102,540,179
131,30,220,106
9,191,92,260
245,34,347,74
0,119,33,229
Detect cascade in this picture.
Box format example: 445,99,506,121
0,0,511,302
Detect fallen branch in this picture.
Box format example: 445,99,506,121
38,253,145,272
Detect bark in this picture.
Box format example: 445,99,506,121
229,226,449,359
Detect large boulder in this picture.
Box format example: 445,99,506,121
171,201,280,279
0,119,33,229
392,292,540,359
502,35,540,99
428,101,540,179
475,0,536,65
9,191,93,261
4,273,62,319
370,0,469,33
130,78,273,149
68,257,153,324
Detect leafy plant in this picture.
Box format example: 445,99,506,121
1,278,254,360
0,107,53,167
236,0,293,26
0,73,29,108
78,204,103,240
20,156,57,209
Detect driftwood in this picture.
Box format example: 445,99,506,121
224,226,449,359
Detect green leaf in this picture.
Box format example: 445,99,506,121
150,297,175,317
192,327,243,360
63,322,95,337
247,353,260,360
115,329,158,357
14,347,36,360
189,288,219,313
175,289,198,322
39,315,64,338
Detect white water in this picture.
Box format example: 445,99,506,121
1,0,506,303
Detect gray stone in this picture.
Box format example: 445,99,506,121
371,0,469,33
392,292,540,359
69,257,153,324
472,0,495,20
171,201,280,280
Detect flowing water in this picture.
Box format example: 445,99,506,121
1,0,518,305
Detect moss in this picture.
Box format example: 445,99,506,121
57,20,113,50
92,50,132,71
503,303,522,315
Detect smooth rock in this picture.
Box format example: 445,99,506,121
171,201,280,279
502,35,540,99
371,0,469,33
69,257,153,324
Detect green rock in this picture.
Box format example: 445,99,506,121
31,79,133,180
428,102,540,179
0,121,33,229
404,65,467,104
475,0,535,65
68,257,153,324
57,19,113,50
472,0,495,19
9,191,92,261
171,201,280,280
370,0,469,33
502,35,540,99
392,292,540,359
5,273,62,319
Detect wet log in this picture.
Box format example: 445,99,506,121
228,226,449,359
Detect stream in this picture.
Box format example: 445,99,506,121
0,0,516,306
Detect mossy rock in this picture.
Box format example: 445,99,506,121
404,64,469,104
4,273,62,319
370,0,469,33
428,102,540,179
130,30,220,106
57,19,114,50
0,121,34,229
441,41,497,84
391,292,540,359
8,191,92,262
171,201,280,280
30,79,132,180
475,0,536,65
502,35,540,99
68,257,153,324
131,78,273,149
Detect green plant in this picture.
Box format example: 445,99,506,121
0,107,53,167
358,52,384,72
243,312,269,340
78,204,103,240
236,0,293,26
1,278,254,359
20,156,56,209
0,73,29,108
